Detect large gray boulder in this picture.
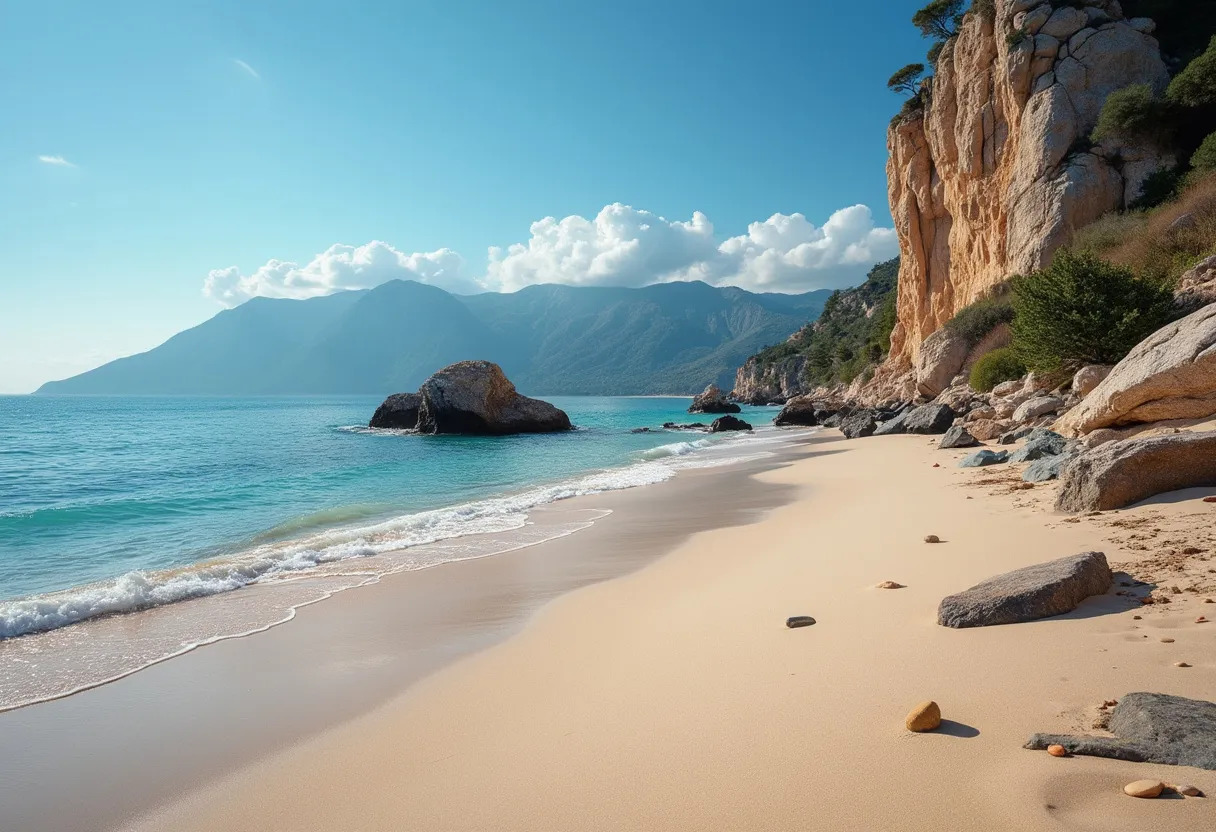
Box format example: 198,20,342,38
916,328,970,398
959,449,1009,467
1025,692,1216,771
904,403,957,434
1055,431,1216,512
369,392,421,429
939,425,980,449
416,361,572,435
709,415,752,433
773,396,818,427
1008,429,1069,462
1023,452,1076,482
937,552,1112,628
1056,304,1216,436
840,411,878,439
688,384,740,414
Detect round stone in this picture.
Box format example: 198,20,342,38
1175,661,1192,668
1124,779,1164,798
877,580,905,589
924,534,941,544
905,700,942,732
1047,744,1068,757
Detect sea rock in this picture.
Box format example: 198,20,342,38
368,392,422,429
774,396,819,427
663,422,709,431
904,403,956,435
916,329,971,398
905,701,942,733
960,449,1009,468
1025,692,1216,771
940,425,980,449
1055,431,1216,512
1072,364,1113,398
688,384,741,414
1008,429,1068,462
937,551,1113,628
731,353,808,405
710,415,752,433
1013,395,1064,424
1123,780,1165,799
1023,452,1076,482
840,411,878,439
415,361,572,436
1056,305,1216,435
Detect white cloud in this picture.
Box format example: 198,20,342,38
204,241,473,306
233,58,260,80
37,154,75,167
203,204,897,306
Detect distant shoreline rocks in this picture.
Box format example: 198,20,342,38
369,361,572,436
688,384,740,414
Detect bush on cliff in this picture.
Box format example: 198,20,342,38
1166,35,1216,108
945,289,1014,346
1192,131,1216,173
1011,251,1175,375
1091,84,1174,148
969,347,1026,393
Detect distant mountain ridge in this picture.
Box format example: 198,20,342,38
37,280,831,396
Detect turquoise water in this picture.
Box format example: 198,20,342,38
0,395,781,639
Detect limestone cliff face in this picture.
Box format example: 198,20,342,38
887,0,1171,366
732,351,808,405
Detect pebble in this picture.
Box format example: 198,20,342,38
877,580,905,589
1175,661,1192,667
1206,598,1214,604
1133,615,1142,620
924,534,941,544
1182,546,1203,555
1174,784,1203,797
1197,616,1209,623
1160,637,1175,643
1124,779,1165,798
905,700,942,732
786,616,816,629
1102,699,1118,708
1204,496,1216,503
1047,744,1068,757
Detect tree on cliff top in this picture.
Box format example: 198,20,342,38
888,64,926,97
912,0,965,41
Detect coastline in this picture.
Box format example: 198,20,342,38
122,429,1215,832
0,436,811,832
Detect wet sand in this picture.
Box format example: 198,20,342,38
0,438,812,832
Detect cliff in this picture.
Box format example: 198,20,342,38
886,0,1171,368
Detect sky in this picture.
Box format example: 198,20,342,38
0,0,932,393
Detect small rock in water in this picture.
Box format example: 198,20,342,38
1174,784,1203,797
1175,661,1192,667
1047,744,1068,757
786,616,816,629
1123,779,1165,799
877,581,905,589
905,700,942,732
924,534,941,544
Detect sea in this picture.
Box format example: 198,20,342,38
0,394,792,710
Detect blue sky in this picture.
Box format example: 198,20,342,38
1,0,931,392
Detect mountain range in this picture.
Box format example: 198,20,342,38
37,280,831,396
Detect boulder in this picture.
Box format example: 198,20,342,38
368,392,422,429
967,418,1011,441
1174,253,1216,312
940,425,980,449
709,415,752,433
1056,305,1216,436
937,552,1113,628
904,403,957,434
663,422,709,431
1023,452,1077,482
1055,431,1216,512
874,410,910,436
1025,692,1216,771
774,396,818,427
688,384,741,414
916,329,971,398
415,361,572,435
1013,395,1064,423
992,379,1025,398
999,425,1035,445
840,411,878,439
1008,429,1069,462
1072,364,1113,398
959,449,1009,467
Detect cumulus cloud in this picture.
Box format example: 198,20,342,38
233,58,260,80
38,155,75,167
203,204,897,306
203,241,473,306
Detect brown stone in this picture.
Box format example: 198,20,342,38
1123,779,1164,798
1175,661,1192,668
1047,744,1068,757
877,581,906,590
1174,784,1203,797
1160,637,1175,643
905,701,942,733
924,534,941,544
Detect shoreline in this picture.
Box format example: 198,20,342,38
123,429,1215,832
0,436,814,832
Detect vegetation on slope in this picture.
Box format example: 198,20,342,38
748,258,900,388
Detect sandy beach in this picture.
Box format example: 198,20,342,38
106,427,1215,832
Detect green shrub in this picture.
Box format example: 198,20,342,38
944,292,1015,345
1091,83,1173,147
1167,35,1216,108
969,347,1026,393
1191,131,1216,173
1130,166,1184,210
1011,251,1175,374
888,63,926,96
1071,212,1147,256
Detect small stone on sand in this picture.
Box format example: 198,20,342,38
1206,598,1214,604
877,581,905,589
1175,661,1192,667
1196,616,1209,623
1204,496,1216,503
1160,637,1175,643
1174,784,1203,797
1047,744,1068,757
924,534,941,544
786,616,816,628
905,700,942,732
1124,780,1164,798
